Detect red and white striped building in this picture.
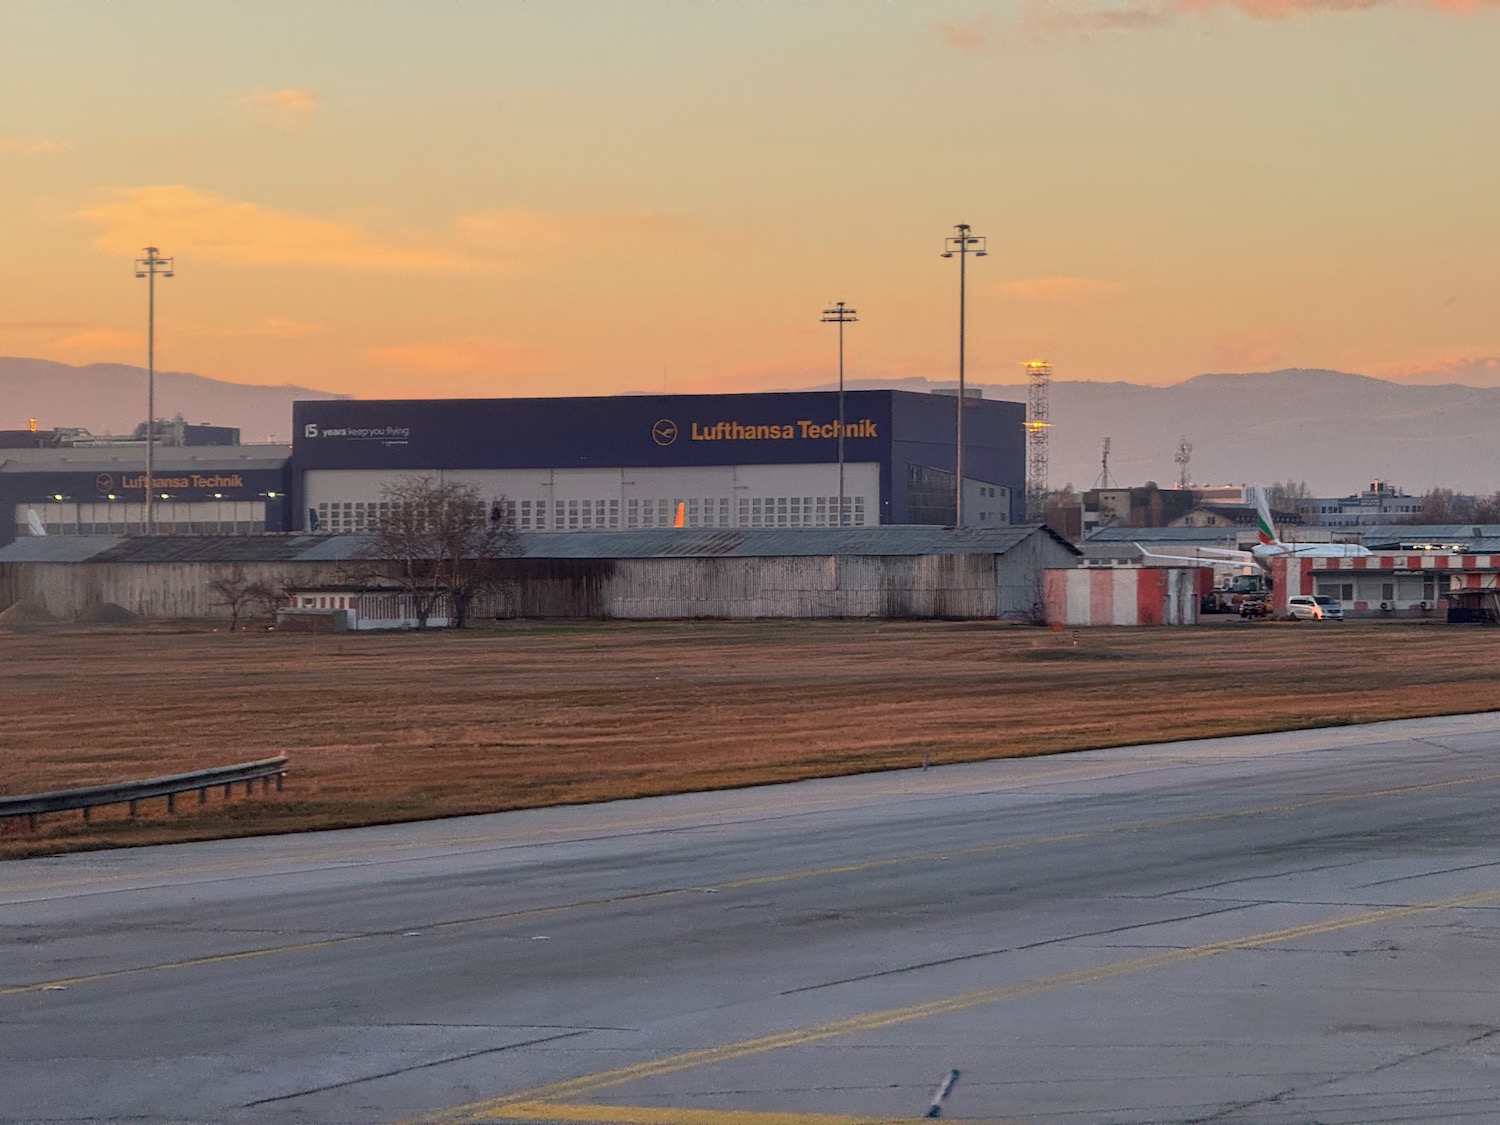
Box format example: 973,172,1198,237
1271,552,1500,617
1044,566,1207,626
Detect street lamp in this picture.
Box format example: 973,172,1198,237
134,246,173,533
820,301,858,526
940,223,986,527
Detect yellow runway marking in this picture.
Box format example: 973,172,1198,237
406,887,1500,1124
8,771,1500,999
405,888,1500,1125
481,1102,953,1125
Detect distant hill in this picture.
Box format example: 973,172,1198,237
830,369,1500,496
0,357,345,444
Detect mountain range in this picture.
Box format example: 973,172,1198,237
834,369,1500,497
0,357,344,445
3,357,1494,496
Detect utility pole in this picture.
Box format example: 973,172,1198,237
134,247,173,534
941,223,986,527
820,301,858,526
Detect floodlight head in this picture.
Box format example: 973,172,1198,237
941,251,953,258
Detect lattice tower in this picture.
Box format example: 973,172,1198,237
1025,360,1052,520
1175,436,1193,490
1094,436,1113,489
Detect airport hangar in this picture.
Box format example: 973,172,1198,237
290,389,1026,534
1,445,293,549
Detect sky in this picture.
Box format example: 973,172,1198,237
3,0,1500,403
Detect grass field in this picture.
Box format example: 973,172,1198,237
3,617,1498,859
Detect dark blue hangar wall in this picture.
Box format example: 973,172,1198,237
291,390,1025,525
0,461,293,547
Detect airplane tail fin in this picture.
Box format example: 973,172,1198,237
1252,485,1280,546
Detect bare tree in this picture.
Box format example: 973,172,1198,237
208,567,259,631
1264,480,1311,516
249,572,293,622
1474,492,1500,524
361,475,517,628
1402,487,1477,525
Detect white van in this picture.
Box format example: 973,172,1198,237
1287,595,1344,621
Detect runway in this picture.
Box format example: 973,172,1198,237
4,713,1500,1124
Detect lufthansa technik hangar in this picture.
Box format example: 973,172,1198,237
292,390,1025,533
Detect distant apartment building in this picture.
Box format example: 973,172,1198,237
1298,481,1429,526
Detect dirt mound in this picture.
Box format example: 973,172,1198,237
76,602,142,625
0,600,57,625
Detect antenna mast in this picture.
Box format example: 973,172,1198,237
1174,436,1193,490
1094,436,1113,490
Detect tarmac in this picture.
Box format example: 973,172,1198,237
4,712,1500,1124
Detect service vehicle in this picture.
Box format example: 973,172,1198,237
1287,594,1344,621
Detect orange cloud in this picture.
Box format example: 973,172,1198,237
990,276,1123,303
53,328,139,353
0,137,71,155
1209,327,1293,371
1020,0,1497,33
366,335,540,375
182,317,324,340
1380,354,1500,385
235,87,320,126
937,15,999,49
0,319,89,334
77,185,485,272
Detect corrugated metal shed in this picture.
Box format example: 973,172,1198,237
0,526,1078,621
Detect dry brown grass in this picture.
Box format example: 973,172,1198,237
3,617,1498,859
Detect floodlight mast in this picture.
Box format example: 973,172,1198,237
941,223,986,527
134,247,173,534
820,301,858,526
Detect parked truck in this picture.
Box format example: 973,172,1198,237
1200,572,1271,615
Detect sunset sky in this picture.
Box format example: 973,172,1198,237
3,0,1499,401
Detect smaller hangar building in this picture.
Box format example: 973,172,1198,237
1,446,293,549
291,389,1026,534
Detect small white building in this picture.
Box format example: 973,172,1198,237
279,584,452,630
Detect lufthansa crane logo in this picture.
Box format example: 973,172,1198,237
651,418,678,446
95,473,114,494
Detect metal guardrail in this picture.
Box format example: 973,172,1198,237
0,756,289,830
